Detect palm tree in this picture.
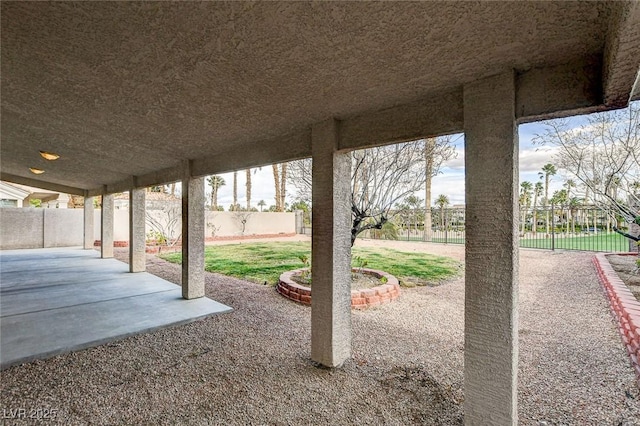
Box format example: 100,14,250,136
564,179,576,235
568,197,581,235
550,189,568,233
532,182,543,235
272,163,288,212
435,194,450,230
519,181,533,235
207,175,226,211
540,163,557,235
564,179,576,199
424,138,436,242
258,200,266,212
232,171,238,211
272,164,281,211
246,169,252,210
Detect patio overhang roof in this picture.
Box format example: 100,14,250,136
1,1,638,195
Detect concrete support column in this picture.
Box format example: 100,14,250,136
463,71,519,425
182,174,205,299
129,188,146,273
83,196,94,249
310,119,352,367
101,194,114,259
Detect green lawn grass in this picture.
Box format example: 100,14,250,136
519,232,630,252
388,232,631,252
160,242,461,287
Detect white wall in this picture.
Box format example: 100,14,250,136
94,209,296,241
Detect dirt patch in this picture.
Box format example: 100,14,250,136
606,254,640,300
290,270,383,291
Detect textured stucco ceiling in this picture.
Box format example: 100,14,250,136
1,1,638,193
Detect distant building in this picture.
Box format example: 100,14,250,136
0,181,70,208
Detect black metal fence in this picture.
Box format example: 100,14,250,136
362,206,636,253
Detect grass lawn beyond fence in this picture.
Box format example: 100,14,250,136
161,242,461,287
387,231,632,252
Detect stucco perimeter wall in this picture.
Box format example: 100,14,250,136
0,208,44,249
204,212,296,238
43,209,83,247
96,210,296,241
0,208,296,250
0,208,84,249
93,210,130,241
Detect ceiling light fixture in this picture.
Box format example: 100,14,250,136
39,151,60,160
29,167,45,175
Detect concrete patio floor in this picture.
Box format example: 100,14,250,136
0,247,231,369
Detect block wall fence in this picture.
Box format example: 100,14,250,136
0,208,296,250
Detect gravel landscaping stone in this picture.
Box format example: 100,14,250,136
1,240,638,425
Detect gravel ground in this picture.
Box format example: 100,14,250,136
1,239,639,425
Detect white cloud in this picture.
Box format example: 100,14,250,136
518,146,560,173
431,174,465,206
442,151,465,170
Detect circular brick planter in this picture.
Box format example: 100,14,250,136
277,268,400,309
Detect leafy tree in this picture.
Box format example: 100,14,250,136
396,195,424,235
257,199,266,212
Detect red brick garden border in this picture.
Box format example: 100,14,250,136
593,253,640,386
277,268,400,309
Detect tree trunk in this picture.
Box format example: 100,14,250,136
273,164,281,211
246,169,252,210
211,187,216,211
545,175,550,235
232,171,238,211
423,138,435,241
280,163,287,211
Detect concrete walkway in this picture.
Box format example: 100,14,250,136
0,247,231,369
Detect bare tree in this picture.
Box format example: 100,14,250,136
232,211,254,236
533,101,640,245
287,158,312,202
423,136,457,241
288,140,432,246
145,203,182,247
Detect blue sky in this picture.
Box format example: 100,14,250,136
215,116,592,210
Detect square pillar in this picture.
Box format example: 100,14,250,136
129,188,146,273
101,194,114,258
463,71,519,424
182,176,205,299
83,196,94,249
310,119,352,367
